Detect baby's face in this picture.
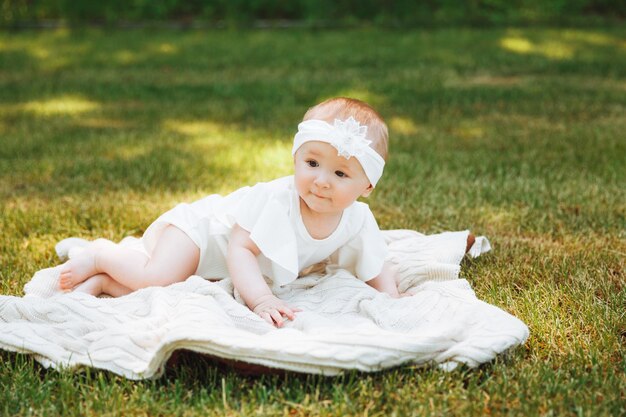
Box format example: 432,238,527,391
294,141,372,215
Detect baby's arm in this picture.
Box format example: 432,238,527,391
366,261,401,298
227,224,300,327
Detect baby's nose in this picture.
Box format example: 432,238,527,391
314,173,331,187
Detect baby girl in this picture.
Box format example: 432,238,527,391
59,97,403,327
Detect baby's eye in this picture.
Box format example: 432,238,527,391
335,171,347,178
307,160,319,168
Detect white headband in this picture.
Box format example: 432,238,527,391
292,117,385,186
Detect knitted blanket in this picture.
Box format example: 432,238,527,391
0,230,528,379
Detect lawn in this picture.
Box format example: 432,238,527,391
0,27,624,416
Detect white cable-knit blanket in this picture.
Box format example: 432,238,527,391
0,230,528,379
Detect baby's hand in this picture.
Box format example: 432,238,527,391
252,294,301,327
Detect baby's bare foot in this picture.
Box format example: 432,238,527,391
59,249,99,290
72,274,107,296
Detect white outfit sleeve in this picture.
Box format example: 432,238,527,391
228,182,299,285
332,207,388,282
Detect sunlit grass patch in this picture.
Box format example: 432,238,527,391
153,42,178,55
20,95,100,116
498,28,626,62
73,117,135,129
560,30,626,48
163,119,226,136
500,36,575,59
388,116,420,136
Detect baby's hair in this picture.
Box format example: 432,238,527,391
303,97,389,161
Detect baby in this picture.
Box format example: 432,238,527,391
59,97,401,327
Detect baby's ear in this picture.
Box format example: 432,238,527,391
361,184,374,198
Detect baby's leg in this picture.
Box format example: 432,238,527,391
73,273,133,297
59,239,115,289
61,226,200,291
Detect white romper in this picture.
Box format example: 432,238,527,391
142,176,388,286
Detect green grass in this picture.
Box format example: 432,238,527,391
0,27,624,416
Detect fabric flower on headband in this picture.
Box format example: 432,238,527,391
329,117,371,159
